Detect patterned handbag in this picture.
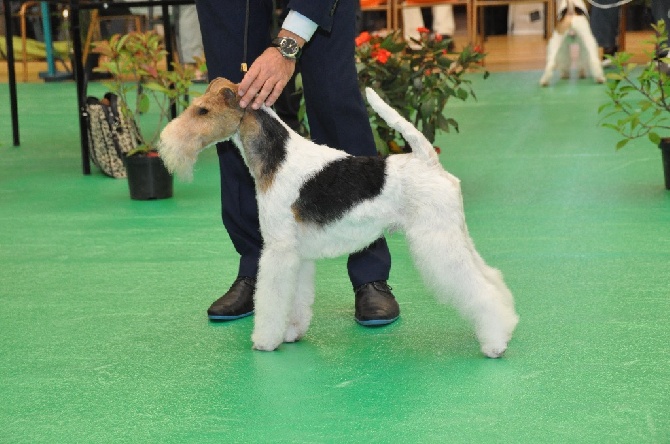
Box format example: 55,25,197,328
85,93,141,178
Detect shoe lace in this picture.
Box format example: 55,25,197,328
355,280,392,295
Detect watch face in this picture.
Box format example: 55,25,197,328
280,38,299,56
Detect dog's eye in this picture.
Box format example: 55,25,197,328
196,107,209,116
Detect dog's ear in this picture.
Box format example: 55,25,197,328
220,87,240,108
205,78,241,108
205,77,228,94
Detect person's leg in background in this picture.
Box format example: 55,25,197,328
590,1,620,66
402,5,455,50
177,5,206,82
651,0,670,45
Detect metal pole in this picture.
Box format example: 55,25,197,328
70,0,91,174
4,0,20,146
38,1,72,81
161,3,177,119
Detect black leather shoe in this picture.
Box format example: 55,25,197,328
354,281,400,326
207,277,256,321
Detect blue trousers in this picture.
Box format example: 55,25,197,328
591,0,670,49
590,0,620,49
195,0,392,288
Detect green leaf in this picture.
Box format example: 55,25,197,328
138,93,150,114
649,132,661,145
437,114,451,132
615,139,630,150
143,83,171,94
597,103,611,114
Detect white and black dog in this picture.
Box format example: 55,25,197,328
540,0,605,86
159,78,519,357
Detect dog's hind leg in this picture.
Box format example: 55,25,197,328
284,260,316,343
251,245,301,351
404,213,519,358
540,33,566,86
575,21,605,83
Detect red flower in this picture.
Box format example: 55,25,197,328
417,27,430,34
355,31,372,47
372,48,392,64
474,45,483,54
434,33,443,42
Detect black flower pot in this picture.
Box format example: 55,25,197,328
125,155,173,200
660,140,670,190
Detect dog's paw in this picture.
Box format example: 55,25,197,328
283,324,305,343
251,331,283,351
252,341,280,352
481,342,508,359
539,77,550,87
595,76,605,84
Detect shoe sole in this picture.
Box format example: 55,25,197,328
208,311,254,321
355,316,399,327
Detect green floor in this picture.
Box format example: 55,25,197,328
1,72,669,443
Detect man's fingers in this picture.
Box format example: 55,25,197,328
263,80,287,108
238,69,262,108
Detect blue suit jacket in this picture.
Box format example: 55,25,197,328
287,0,340,31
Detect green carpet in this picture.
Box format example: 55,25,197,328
1,72,669,443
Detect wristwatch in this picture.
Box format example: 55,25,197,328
271,36,302,60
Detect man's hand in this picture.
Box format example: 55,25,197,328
238,48,296,109
238,29,306,110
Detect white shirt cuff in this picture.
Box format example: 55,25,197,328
282,10,318,42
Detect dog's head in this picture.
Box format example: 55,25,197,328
556,0,589,31
158,77,245,180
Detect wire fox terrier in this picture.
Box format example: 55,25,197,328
159,78,519,357
540,0,605,86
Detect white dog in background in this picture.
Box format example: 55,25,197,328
540,0,605,86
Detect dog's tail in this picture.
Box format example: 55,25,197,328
365,87,439,166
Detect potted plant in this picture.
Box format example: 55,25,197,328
92,31,201,199
599,20,670,190
354,28,487,155
295,29,486,156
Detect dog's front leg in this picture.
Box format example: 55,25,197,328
283,260,316,343
251,245,301,351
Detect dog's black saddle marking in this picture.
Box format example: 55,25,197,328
254,110,289,179
292,156,387,225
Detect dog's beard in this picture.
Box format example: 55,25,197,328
157,138,199,182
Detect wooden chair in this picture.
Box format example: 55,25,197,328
19,1,42,82
394,0,473,45
471,0,555,49
81,9,146,65
360,0,395,30
18,1,70,82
